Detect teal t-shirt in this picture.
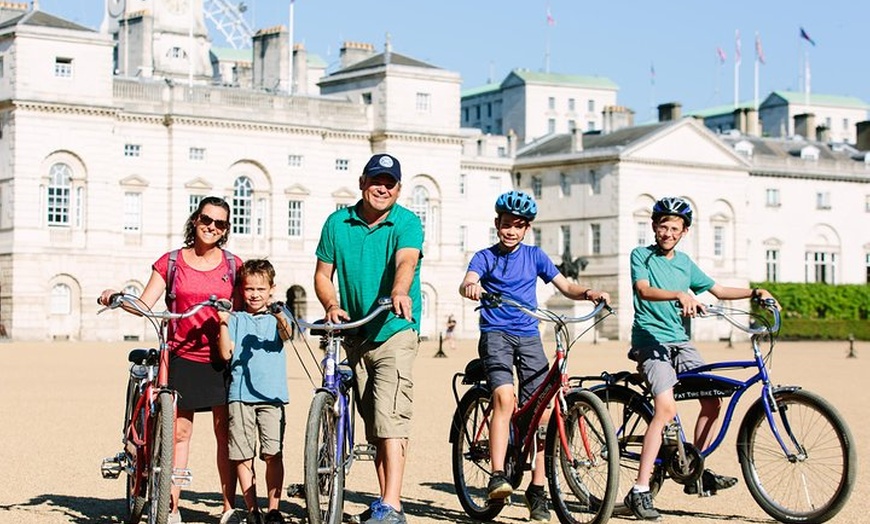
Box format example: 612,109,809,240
227,312,289,404
315,201,423,342
630,245,715,347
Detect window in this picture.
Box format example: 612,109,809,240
865,195,870,212
421,291,429,319
54,57,73,78
475,105,481,119
486,102,492,117
568,120,576,131
560,225,571,254
587,121,596,131
123,192,141,232
410,186,429,238
766,249,779,282
459,225,467,252
74,186,84,228
590,170,601,195
335,159,349,171
416,92,431,112
488,227,497,245
532,227,542,248
636,221,648,246
548,119,556,134
489,176,500,194
568,98,575,111
590,223,601,255
805,251,837,284
462,107,468,122
50,284,71,314
459,174,467,196
559,173,570,197
548,97,555,110
531,176,542,199
166,47,187,59
361,92,372,104
335,203,351,211
47,163,72,226
843,118,849,131
231,176,253,235
816,192,831,210
713,225,724,257
189,194,204,214
287,200,303,237
288,154,303,167
766,188,780,207
497,146,506,157
587,99,595,112
825,117,832,129
255,198,266,236
189,147,205,161
124,144,141,157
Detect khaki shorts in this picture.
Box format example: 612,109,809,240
346,329,418,442
227,402,285,461
628,341,705,397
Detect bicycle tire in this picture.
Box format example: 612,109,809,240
147,391,174,524
737,388,856,524
592,385,661,515
304,390,345,524
124,378,146,524
451,387,505,521
546,389,619,524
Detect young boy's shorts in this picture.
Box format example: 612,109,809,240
346,328,419,443
628,341,705,397
478,330,548,406
228,401,286,461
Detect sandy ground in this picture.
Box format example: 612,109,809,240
0,335,867,524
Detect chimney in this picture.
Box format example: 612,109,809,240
252,25,289,91
732,108,746,134
507,129,517,157
793,113,815,139
657,102,682,122
339,41,375,69
815,125,830,143
745,108,760,137
292,43,308,95
856,121,870,151
571,127,584,153
602,105,635,134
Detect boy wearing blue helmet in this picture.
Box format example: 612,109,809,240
623,197,779,521
460,190,610,523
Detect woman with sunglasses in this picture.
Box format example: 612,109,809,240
100,196,242,524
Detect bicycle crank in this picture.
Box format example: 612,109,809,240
100,453,126,479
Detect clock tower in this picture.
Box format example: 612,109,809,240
107,0,212,83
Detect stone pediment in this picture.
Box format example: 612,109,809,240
331,186,357,200
621,119,748,169
118,175,149,187
285,183,310,196
184,177,213,190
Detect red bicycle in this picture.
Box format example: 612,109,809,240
99,293,231,524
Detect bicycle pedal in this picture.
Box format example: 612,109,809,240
101,453,125,479
171,468,193,487
352,443,376,461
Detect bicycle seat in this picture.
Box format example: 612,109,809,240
128,348,149,364
461,358,486,385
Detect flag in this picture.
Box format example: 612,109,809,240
800,26,816,46
735,29,742,65
716,46,727,64
650,62,655,85
546,6,555,26
755,32,765,64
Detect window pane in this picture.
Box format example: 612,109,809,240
287,200,303,237
123,192,141,231
47,163,71,226
232,177,253,235
50,284,71,314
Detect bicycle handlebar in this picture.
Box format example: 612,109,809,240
695,298,781,335
291,297,394,334
480,292,612,323
98,293,233,320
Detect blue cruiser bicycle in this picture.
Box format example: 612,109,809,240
580,299,855,524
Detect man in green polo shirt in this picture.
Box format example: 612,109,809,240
314,153,423,524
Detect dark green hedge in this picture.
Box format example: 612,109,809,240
751,282,869,340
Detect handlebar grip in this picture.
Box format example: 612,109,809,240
269,301,285,314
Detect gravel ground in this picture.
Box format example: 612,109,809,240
0,336,866,524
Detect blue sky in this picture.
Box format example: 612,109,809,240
40,0,869,122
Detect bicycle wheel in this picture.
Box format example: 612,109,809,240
147,391,174,524
593,385,660,515
546,389,619,524
737,388,856,524
124,378,146,524
451,387,505,521
304,390,345,524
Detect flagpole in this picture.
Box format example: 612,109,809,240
804,48,810,106
734,30,741,109
289,0,295,94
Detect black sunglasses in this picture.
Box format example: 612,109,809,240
198,213,229,230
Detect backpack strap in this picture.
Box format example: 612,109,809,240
223,249,237,285
165,248,180,312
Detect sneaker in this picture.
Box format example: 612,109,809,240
350,499,383,524
524,485,552,523
244,511,263,524
219,509,242,524
683,469,738,495
263,509,285,524
487,470,513,500
623,489,661,521
362,502,406,524
167,511,182,524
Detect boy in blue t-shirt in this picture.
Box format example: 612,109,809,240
218,259,292,524
459,190,610,523
623,197,778,521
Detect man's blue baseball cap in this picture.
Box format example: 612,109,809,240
362,153,402,181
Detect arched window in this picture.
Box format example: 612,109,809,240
50,283,71,314
410,186,429,237
47,163,72,226
232,176,253,235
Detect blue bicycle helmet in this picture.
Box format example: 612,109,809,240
495,190,538,221
652,196,693,226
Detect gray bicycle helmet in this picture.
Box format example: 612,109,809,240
495,191,538,221
652,196,693,226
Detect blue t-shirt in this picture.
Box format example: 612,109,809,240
630,245,715,347
468,244,559,337
226,312,289,404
